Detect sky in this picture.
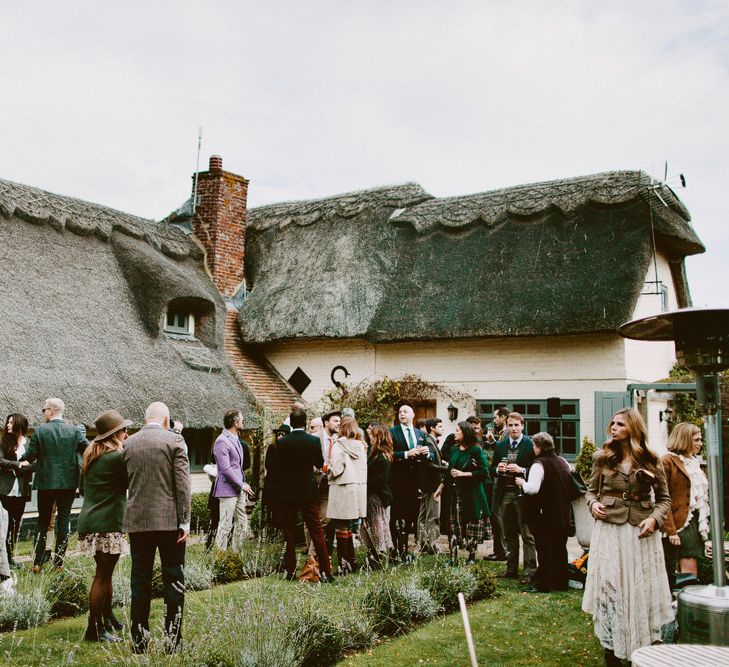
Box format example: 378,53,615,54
2,1,727,307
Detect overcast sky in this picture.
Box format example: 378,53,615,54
2,1,727,307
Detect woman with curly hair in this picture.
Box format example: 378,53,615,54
77,410,131,642
661,422,709,588
434,420,489,564
582,408,672,666
359,423,394,569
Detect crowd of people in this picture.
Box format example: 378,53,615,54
0,397,712,665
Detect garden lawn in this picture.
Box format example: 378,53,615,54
343,575,603,666
0,547,603,667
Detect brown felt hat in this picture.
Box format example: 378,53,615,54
93,410,132,442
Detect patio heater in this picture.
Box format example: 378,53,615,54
618,307,729,645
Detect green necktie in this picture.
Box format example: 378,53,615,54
407,428,415,449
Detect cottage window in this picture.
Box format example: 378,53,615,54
476,399,580,458
165,310,195,338
660,284,669,312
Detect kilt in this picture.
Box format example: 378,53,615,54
449,483,490,545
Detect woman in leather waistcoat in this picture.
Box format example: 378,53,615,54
582,408,673,666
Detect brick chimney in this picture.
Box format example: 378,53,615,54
191,155,248,298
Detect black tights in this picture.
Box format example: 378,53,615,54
89,552,120,630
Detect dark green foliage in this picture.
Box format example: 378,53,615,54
362,576,438,636
45,570,89,618
418,565,477,612
574,436,596,479
249,499,264,538
191,491,212,534
469,561,498,601
212,549,246,584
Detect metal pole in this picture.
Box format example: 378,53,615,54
705,407,727,587
192,126,203,215
458,592,478,667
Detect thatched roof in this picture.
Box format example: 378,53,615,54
0,178,255,429
241,171,704,344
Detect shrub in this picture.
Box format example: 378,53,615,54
184,557,215,591
362,576,438,636
191,491,212,534
212,549,246,584
45,569,89,618
469,561,498,600
291,606,347,667
112,566,130,608
419,565,477,612
0,590,51,630
574,436,597,479
339,614,376,652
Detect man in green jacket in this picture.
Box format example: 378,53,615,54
23,397,88,570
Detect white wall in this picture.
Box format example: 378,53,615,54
624,252,679,385
264,333,628,443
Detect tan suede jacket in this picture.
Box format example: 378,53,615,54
660,453,694,536
585,453,671,528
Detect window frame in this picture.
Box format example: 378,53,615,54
164,310,196,338
476,399,581,459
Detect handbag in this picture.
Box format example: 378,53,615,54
567,470,587,501
298,555,320,583
203,463,218,481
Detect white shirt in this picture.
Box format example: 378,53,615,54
8,438,26,497
520,461,544,495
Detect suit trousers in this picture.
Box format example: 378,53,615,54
216,493,249,551
499,488,536,576
34,489,76,567
306,493,334,557
281,501,331,577
486,481,506,557
531,519,569,591
417,492,440,552
129,531,185,653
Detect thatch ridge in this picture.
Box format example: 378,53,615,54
247,182,433,230
0,178,202,261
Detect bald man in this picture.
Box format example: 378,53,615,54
23,397,88,571
389,405,429,561
122,401,191,654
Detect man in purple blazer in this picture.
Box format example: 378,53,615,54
213,410,253,551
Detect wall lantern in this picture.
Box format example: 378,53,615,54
659,407,674,424
447,403,459,422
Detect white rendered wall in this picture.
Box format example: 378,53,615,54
264,333,628,443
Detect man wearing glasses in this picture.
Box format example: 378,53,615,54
22,397,89,571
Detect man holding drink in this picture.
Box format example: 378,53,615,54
489,412,536,583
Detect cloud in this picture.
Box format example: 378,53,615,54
1,1,727,305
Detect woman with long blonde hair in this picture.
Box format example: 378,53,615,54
77,410,131,642
359,423,394,568
661,422,709,586
582,408,673,666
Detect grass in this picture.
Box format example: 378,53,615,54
343,575,603,666
0,540,604,667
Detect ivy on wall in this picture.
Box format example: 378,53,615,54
316,374,474,427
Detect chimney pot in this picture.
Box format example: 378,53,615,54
209,155,223,172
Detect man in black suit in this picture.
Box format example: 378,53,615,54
490,412,537,583
389,405,430,561
273,410,333,581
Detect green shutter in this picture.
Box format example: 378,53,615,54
594,391,632,444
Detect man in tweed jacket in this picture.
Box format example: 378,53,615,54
122,401,191,654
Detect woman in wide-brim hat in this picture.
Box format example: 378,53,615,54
77,410,132,643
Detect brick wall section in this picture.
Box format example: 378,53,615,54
191,156,248,298
224,309,297,413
